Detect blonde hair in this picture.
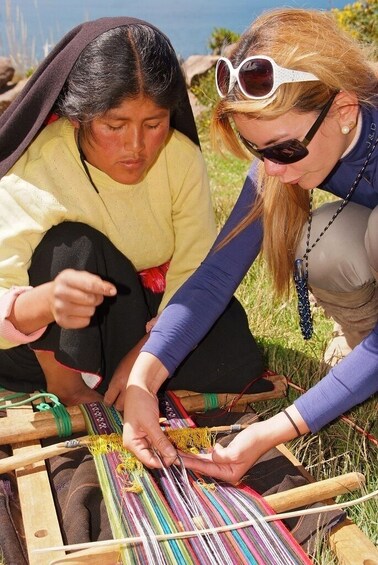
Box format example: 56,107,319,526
212,8,378,296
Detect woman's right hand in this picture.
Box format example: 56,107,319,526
49,269,117,328
122,352,177,468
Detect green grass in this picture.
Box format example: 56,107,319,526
194,80,377,563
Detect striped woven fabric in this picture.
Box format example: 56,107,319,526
80,394,312,564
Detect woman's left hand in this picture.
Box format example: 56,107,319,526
181,408,308,482
180,421,270,483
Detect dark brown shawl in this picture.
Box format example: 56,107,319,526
0,16,199,178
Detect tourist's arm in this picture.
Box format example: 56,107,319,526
294,326,378,431
141,165,263,374
183,329,377,481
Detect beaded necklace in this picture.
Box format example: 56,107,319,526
294,135,378,340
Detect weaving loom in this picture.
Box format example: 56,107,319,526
78,395,312,565
1,389,378,565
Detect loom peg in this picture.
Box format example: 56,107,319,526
264,472,365,512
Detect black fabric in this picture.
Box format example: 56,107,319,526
0,223,264,395
166,297,265,393
28,222,151,391
0,479,28,565
0,17,199,178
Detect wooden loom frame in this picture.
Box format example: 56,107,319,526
1,391,378,565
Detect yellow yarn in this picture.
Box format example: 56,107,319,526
86,427,214,475
122,481,144,494
197,478,217,491
87,433,144,474
165,427,215,453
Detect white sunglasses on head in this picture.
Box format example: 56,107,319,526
216,55,319,99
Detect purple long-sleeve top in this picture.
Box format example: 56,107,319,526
143,105,378,433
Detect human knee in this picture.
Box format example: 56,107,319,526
365,206,378,278
297,201,373,293
29,222,108,283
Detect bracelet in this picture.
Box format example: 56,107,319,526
283,409,301,437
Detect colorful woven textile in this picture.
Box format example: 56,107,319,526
80,394,312,564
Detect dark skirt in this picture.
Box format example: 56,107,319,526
0,223,265,395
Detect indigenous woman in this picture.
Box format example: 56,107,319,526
0,17,263,406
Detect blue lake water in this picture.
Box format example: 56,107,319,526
0,0,347,63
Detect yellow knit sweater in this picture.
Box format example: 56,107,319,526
0,118,217,347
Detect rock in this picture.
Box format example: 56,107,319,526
0,57,15,89
0,78,28,115
182,54,218,87
188,90,207,118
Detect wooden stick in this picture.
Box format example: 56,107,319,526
0,435,92,474
50,546,121,564
0,377,287,444
173,373,286,401
176,379,287,413
5,400,66,564
329,518,378,565
264,472,365,512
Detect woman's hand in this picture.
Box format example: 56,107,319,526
122,352,177,468
180,421,270,483
50,269,116,328
145,315,160,333
181,407,309,482
8,268,117,335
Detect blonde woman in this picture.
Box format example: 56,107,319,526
122,8,378,475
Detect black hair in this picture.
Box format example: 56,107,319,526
56,24,185,122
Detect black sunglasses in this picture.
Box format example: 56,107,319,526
239,93,337,165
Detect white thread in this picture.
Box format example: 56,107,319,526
33,488,378,554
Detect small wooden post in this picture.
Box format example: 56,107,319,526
5,396,67,564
